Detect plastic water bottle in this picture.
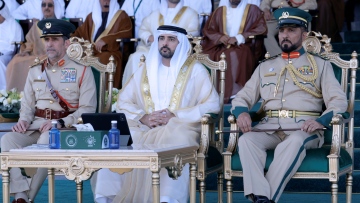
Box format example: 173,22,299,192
49,120,60,149
109,120,120,149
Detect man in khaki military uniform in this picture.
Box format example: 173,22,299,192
231,8,347,203
260,0,317,56
1,19,97,203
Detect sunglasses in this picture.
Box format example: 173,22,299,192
41,3,54,8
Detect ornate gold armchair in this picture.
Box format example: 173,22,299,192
223,32,358,203
66,37,116,113
189,37,227,203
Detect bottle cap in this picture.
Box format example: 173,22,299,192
111,120,117,123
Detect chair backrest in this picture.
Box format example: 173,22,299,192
66,37,116,113
199,13,210,37
65,0,71,9
68,18,84,29
302,31,358,156
18,19,34,38
189,36,227,154
16,0,25,4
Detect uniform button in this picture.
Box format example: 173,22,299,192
266,82,269,85
285,78,289,82
36,88,39,91
49,100,54,104
282,99,286,102
66,88,69,91
52,69,56,73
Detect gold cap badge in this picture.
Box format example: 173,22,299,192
45,22,51,29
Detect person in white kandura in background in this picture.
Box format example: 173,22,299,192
0,0,23,90
12,0,64,20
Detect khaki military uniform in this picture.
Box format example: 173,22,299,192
231,49,347,202
260,0,317,56
1,54,97,200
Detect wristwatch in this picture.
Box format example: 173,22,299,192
58,119,65,128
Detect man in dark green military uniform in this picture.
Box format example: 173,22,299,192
231,7,347,203
1,19,97,203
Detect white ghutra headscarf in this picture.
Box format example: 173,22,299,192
219,0,250,37
91,0,119,41
159,0,184,24
145,25,192,110
12,0,65,20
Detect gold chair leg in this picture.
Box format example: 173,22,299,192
346,173,353,203
199,179,206,203
2,169,10,203
76,181,83,203
331,180,338,203
217,172,223,203
226,179,233,203
48,168,55,203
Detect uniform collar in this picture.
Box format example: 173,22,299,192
46,55,69,68
281,47,305,59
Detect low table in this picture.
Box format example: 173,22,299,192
0,144,198,203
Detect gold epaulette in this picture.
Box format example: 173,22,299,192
29,57,47,68
307,51,329,60
259,53,281,63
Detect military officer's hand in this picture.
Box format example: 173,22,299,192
39,120,59,133
301,119,324,133
12,120,30,133
219,35,230,45
237,112,252,133
263,9,272,21
95,39,106,53
227,37,238,45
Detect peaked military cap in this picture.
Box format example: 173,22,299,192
274,7,312,29
37,19,76,39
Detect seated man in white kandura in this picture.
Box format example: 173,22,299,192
91,25,220,203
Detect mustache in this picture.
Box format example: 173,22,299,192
47,48,56,52
160,46,171,52
281,39,292,45
104,5,109,8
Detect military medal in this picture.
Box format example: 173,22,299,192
60,68,77,83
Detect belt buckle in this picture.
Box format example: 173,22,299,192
45,109,52,120
278,110,289,118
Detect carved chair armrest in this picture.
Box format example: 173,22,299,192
226,114,239,154
329,113,350,157
199,113,219,155
11,41,24,54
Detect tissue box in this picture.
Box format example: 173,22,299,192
60,131,109,149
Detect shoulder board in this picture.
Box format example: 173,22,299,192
259,54,281,63
307,51,329,60
29,57,47,68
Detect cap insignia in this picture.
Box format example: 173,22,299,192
282,12,289,18
45,22,51,29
